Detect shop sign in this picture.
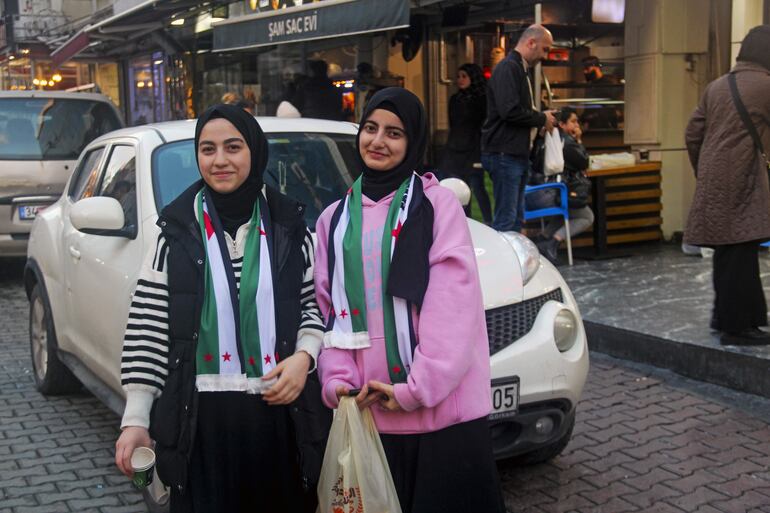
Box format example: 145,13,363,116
215,0,409,51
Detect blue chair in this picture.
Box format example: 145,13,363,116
524,182,573,265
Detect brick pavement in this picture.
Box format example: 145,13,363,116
0,261,144,513
1,260,770,512
500,355,770,513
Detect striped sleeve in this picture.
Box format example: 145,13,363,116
120,233,170,429
296,228,324,366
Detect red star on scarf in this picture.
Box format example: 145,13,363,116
340,309,348,319
392,365,401,374
259,225,266,236
248,356,256,366
204,353,213,362
391,221,403,239
264,354,272,365
352,308,360,316
222,352,231,362
203,212,214,239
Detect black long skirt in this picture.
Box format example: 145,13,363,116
379,417,506,513
170,392,315,513
712,241,768,333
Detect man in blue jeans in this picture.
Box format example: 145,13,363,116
481,24,556,232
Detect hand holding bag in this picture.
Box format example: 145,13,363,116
317,398,402,513
543,128,565,176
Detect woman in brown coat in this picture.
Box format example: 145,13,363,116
684,25,770,346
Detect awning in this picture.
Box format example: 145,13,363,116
213,0,410,52
51,30,91,68
50,0,227,66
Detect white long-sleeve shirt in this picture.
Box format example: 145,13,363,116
120,225,324,428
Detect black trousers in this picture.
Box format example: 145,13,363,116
379,417,506,513
712,241,768,333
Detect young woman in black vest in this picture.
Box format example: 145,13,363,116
115,104,330,512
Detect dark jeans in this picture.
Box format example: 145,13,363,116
465,170,492,224
481,153,529,232
712,241,768,333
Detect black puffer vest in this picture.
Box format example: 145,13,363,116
148,180,331,495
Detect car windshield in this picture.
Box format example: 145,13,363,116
0,98,122,160
152,132,360,228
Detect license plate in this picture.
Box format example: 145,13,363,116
18,205,43,220
488,376,520,421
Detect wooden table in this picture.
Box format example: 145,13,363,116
582,161,663,258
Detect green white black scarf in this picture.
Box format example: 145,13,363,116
195,189,277,393
325,174,422,383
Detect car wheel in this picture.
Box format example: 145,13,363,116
143,477,170,513
29,283,81,395
515,415,575,465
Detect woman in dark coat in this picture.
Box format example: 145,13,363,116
442,63,491,223
684,25,770,346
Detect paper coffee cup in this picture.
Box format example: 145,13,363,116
130,447,155,489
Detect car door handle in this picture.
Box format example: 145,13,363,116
68,246,81,260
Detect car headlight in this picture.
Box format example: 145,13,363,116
500,231,540,285
554,308,578,352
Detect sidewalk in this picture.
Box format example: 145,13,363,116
559,243,770,399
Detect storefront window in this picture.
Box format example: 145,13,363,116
128,53,168,125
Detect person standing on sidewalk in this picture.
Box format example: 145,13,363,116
114,104,330,512
315,87,506,513
685,25,770,346
481,24,556,232
442,63,492,223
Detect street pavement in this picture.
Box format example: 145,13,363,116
1,260,769,513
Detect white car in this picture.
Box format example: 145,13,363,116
25,118,588,510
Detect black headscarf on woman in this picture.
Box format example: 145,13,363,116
194,104,269,236
456,63,487,101
358,88,428,201
349,88,434,306
737,24,770,73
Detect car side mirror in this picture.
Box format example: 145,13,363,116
440,178,471,207
70,197,135,238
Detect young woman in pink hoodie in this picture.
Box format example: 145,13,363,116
315,88,505,513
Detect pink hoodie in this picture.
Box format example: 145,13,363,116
315,174,492,435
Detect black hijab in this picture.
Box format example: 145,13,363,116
194,104,269,236
737,25,770,73
456,63,487,101
358,88,428,201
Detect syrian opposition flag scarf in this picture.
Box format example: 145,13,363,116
194,189,277,393
325,173,431,383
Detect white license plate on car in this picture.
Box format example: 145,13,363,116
488,376,520,421
18,205,43,220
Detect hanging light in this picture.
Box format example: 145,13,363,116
32,78,40,85
147,81,153,87
52,73,62,82
137,81,145,88
48,80,55,86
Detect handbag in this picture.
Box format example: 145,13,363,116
564,172,592,209
728,72,770,176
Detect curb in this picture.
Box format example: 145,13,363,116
584,320,770,399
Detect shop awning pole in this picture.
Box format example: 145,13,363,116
534,2,542,111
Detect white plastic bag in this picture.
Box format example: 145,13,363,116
317,397,402,513
543,128,564,176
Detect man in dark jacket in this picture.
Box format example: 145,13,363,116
481,24,556,232
291,60,343,120
685,25,770,346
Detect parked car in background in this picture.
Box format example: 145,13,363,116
25,117,588,511
0,91,123,256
